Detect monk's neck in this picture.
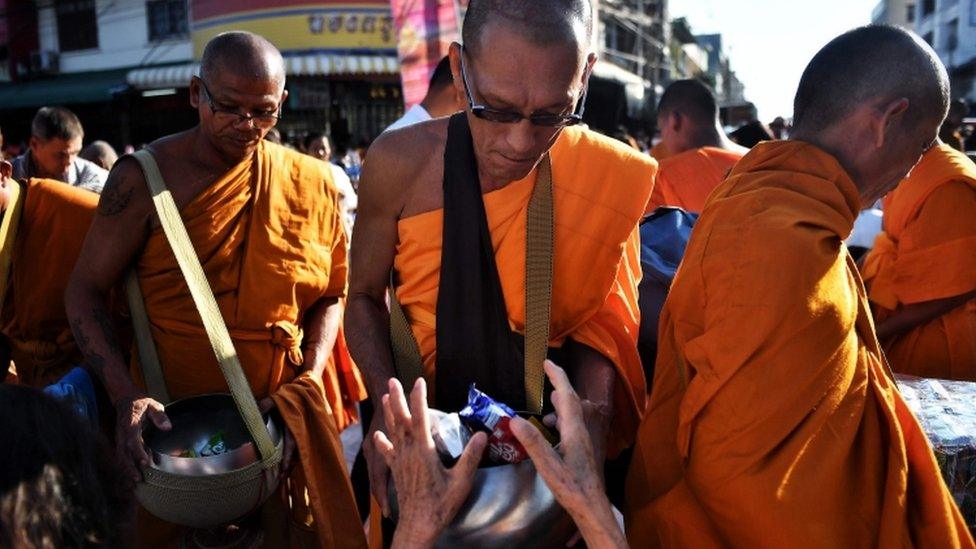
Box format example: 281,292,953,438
684,126,741,154
187,128,252,172
477,168,517,193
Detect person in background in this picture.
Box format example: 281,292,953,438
384,56,463,133
646,79,747,214
728,119,775,148
769,116,790,139
304,131,358,235
11,107,107,193
0,384,130,548
79,140,119,172
939,98,969,152
264,127,282,144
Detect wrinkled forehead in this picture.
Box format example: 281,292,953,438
466,25,589,108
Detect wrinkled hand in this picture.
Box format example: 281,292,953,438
510,361,627,549
259,398,297,479
364,408,392,517
115,395,171,483
374,378,487,549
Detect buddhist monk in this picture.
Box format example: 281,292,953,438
647,79,747,213
65,32,364,548
621,25,973,547
346,0,655,537
0,163,101,387
862,141,976,381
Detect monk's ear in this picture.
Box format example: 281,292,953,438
0,161,11,180
449,42,466,107
189,77,202,109
877,97,910,148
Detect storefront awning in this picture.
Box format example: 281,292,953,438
0,68,130,109
127,54,400,90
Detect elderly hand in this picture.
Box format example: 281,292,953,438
374,377,487,549
509,361,627,549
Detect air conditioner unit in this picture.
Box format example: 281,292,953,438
29,50,59,74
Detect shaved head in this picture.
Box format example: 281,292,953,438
658,79,719,124
462,0,593,57
200,31,286,89
793,25,949,133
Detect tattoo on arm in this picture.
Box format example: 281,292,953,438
98,181,134,216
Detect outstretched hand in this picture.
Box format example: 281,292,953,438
509,361,628,549
374,377,487,549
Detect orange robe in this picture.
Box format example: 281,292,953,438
626,141,972,548
645,146,743,214
133,141,365,548
0,178,98,387
394,128,656,455
862,143,976,381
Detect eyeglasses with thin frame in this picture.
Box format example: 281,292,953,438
458,46,587,127
197,78,282,129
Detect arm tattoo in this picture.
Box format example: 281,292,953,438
98,181,134,216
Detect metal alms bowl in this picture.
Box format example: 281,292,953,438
391,459,576,549
136,394,284,529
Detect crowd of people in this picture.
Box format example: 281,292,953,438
1,0,975,548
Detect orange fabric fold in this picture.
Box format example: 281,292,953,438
132,141,364,548
862,143,976,380
0,178,98,387
393,128,656,455
645,146,743,214
626,141,972,548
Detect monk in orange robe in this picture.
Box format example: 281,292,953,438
346,1,654,540
862,142,976,381
0,174,98,386
65,33,364,548
626,26,973,547
646,79,746,214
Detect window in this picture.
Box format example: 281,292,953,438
56,0,98,52
147,0,189,42
945,18,959,50
923,31,935,45
922,0,936,16
907,3,916,22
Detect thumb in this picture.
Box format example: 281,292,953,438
453,431,487,480
147,403,172,431
510,416,553,460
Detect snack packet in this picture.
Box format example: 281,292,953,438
459,385,530,464
429,409,472,461
174,430,229,458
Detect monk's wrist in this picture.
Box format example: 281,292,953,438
390,519,438,549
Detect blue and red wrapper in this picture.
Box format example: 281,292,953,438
459,385,530,464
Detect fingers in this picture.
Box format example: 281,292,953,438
543,360,575,394
408,378,433,444
510,416,570,495
373,430,395,464
258,397,274,414
146,402,172,431
386,378,412,430
452,431,487,481
543,413,558,428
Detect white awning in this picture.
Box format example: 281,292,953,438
127,54,400,90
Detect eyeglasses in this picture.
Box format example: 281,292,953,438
198,78,282,130
459,46,587,128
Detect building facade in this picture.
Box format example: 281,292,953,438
914,0,976,105
871,0,919,28
0,0,404,152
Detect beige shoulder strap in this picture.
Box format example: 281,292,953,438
388,155,553,414
0,180,25,314
127,150,276,465
125,271,171,403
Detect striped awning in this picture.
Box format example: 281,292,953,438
127,54,400,90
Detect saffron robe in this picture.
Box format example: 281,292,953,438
646,146,743,214
862,143,976,381
0,179,98,387
625,141,972,548
133,141,365,548
393,127,656,455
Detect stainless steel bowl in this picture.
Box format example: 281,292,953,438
137,394,284,529
144,394,281,476
391,458,576,548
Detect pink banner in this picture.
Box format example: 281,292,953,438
390,0,466,108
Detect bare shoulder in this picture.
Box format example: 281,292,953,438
97,156,151,221
361,118,447,218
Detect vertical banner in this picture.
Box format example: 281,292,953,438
390,0,467,108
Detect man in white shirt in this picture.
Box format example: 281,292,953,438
384,56,462,132
303,131,357,236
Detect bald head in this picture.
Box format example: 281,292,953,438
462,0,592,57
793,25,948,134
200,31,285,88
658,79,719,125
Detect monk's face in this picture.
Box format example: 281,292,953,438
190,70,286,162
451,26,593,184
